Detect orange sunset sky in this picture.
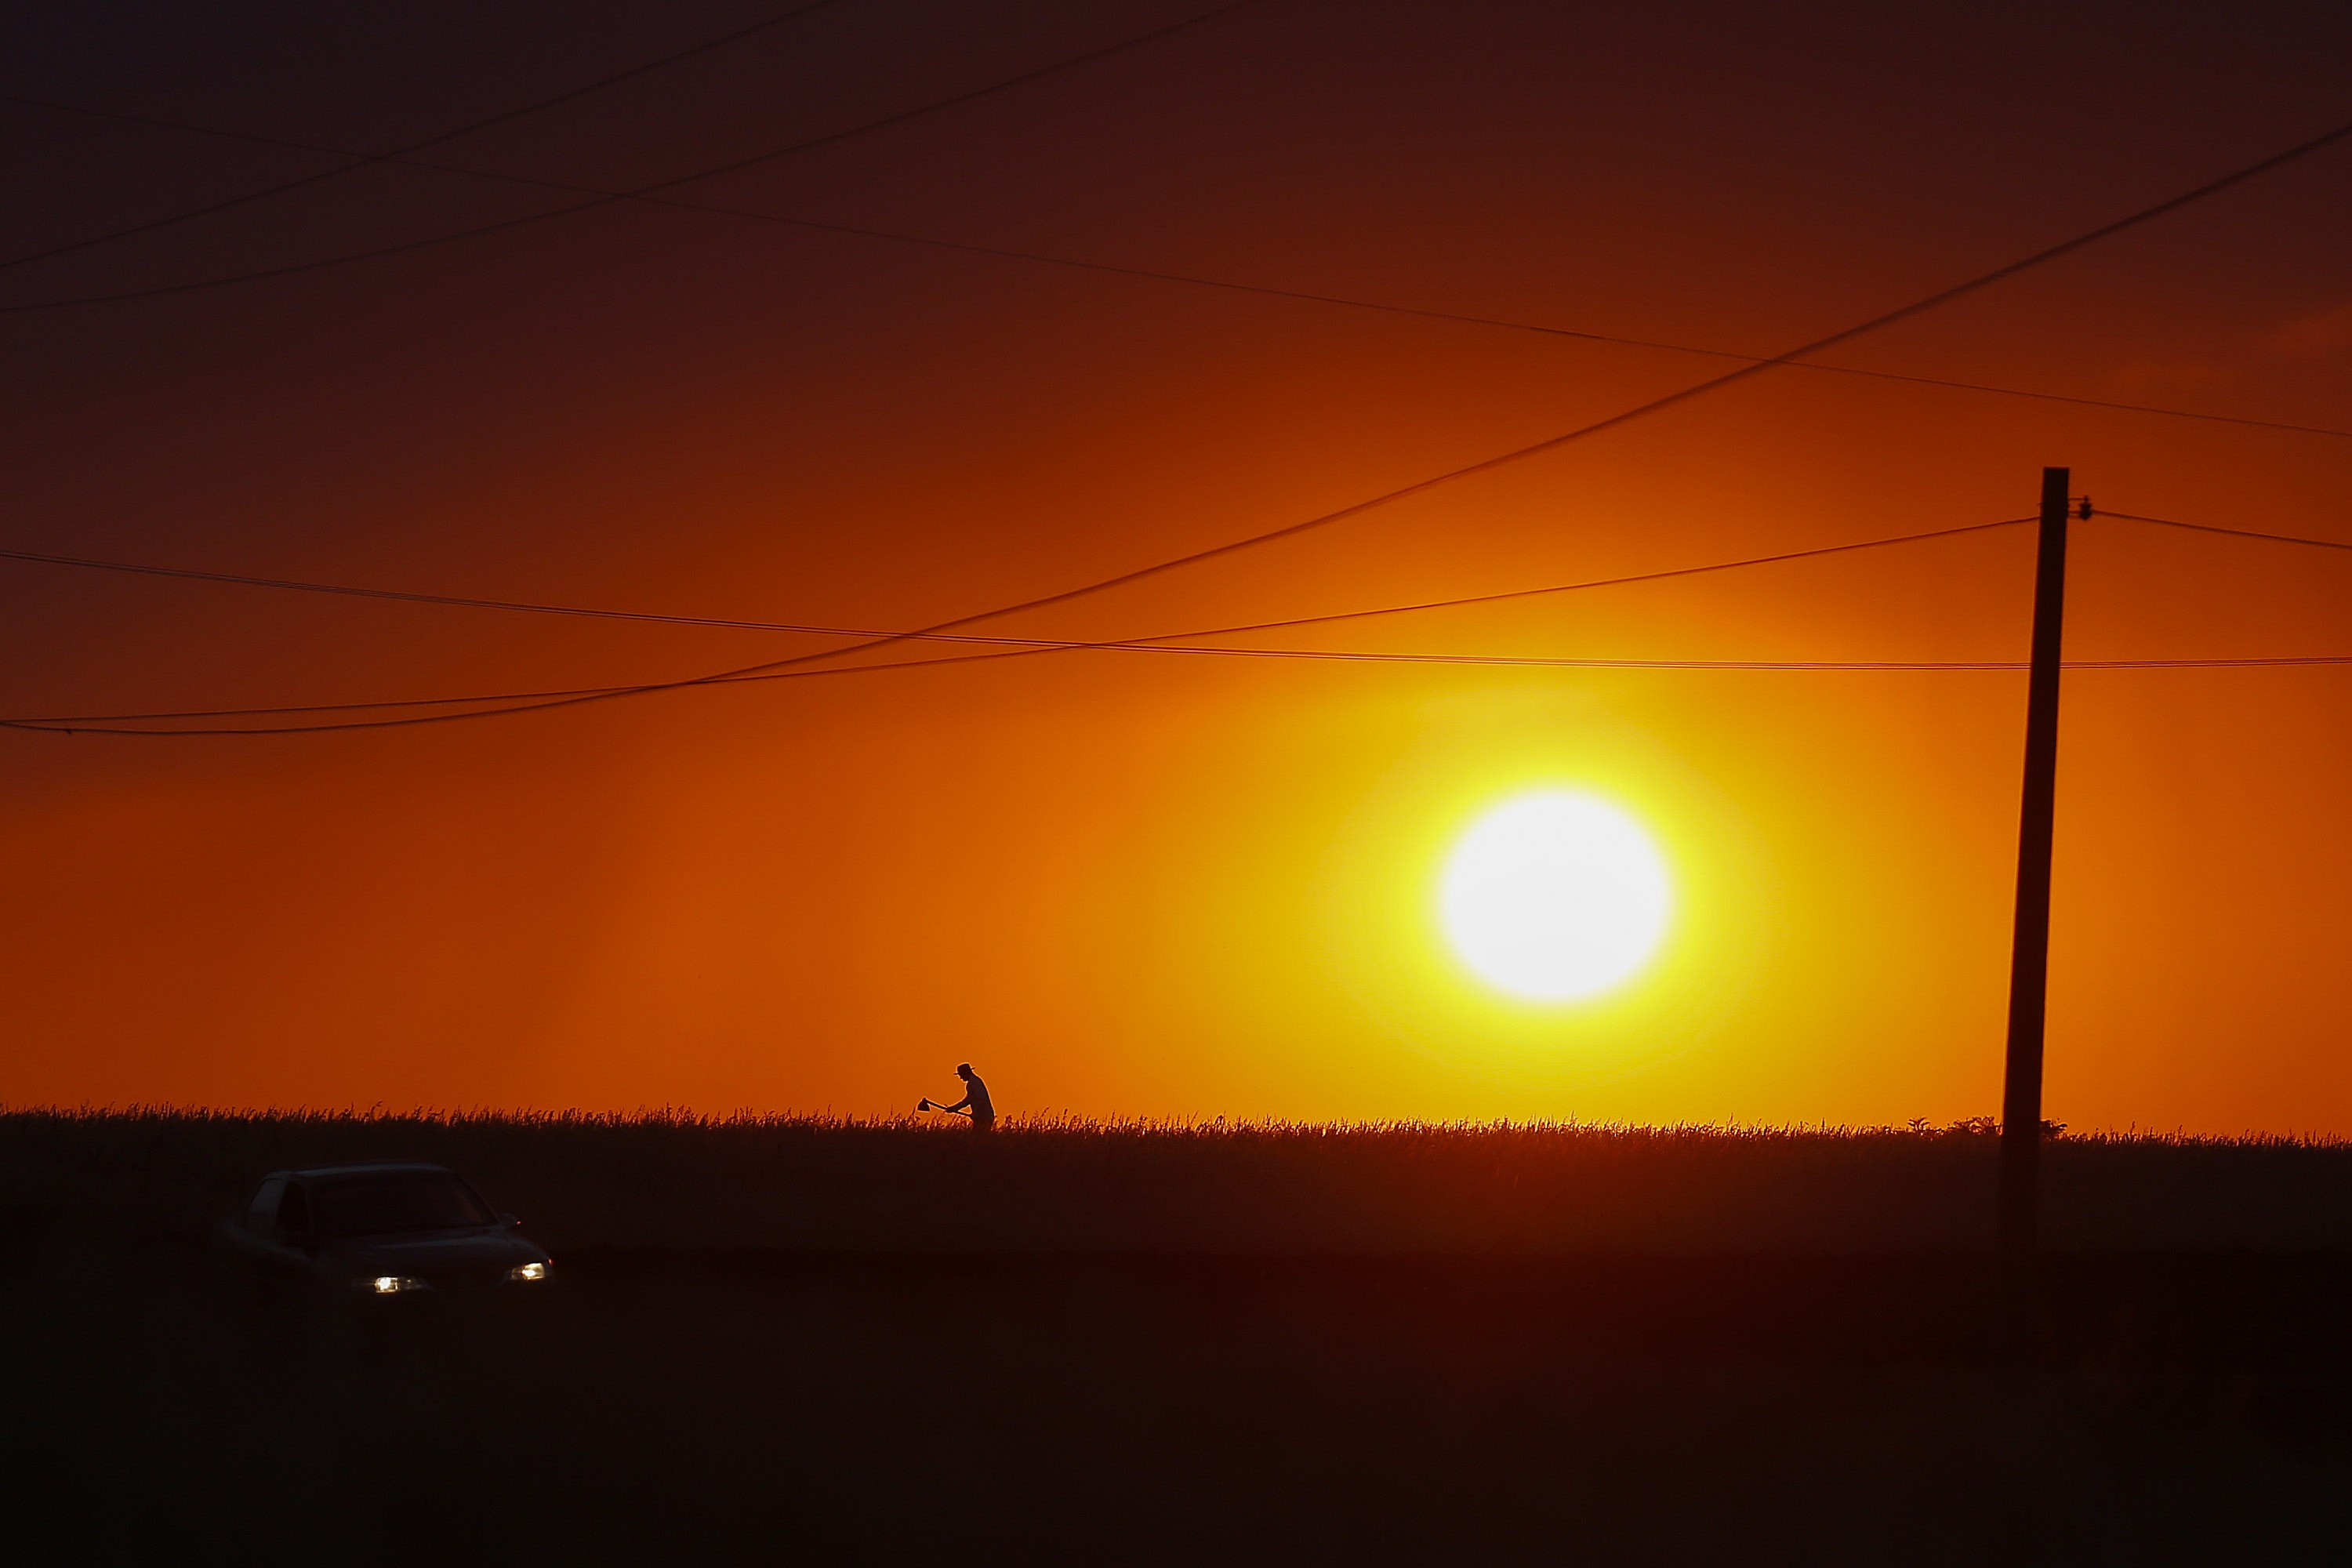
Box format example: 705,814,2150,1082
3,0,2350,1129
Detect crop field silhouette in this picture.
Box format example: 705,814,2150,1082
13,1106,2352,1253
7,1110,2352,1563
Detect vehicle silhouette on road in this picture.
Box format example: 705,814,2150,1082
221,1162,553,1296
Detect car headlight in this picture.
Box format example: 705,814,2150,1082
365,1275,429,1295
505,1261,550,1283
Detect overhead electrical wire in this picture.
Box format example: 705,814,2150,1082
11,100,2350,738
215,103,2352,735
15,96,2348,445
0,518,2031,731
33,510,2340,664
20,512,2352,740
16,647,2352,739
0,0,858,274
0,517,2030,649
0,543,962,640
821,107,2352,632
3,77,2345,733
2101,510,2352,553
0,1,1261,313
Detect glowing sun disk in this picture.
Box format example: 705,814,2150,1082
1439,791,1672,1002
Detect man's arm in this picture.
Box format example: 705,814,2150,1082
939,1094,971,1113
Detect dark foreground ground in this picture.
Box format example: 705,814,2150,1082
7,1236,2352,1565
8,1113,2352,1563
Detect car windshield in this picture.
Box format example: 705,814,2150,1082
308,1172,494,1239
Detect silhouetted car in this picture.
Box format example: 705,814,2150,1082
221,1162,554,1296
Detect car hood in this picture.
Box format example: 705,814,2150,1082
321,1227,549,1283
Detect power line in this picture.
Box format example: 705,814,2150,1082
0,544,974,641
16,645,2352,739
13,514,2351,739
0,519,2027,729
2100,510,2352,553
10,114,2349,732
880,107,2352,625
24,101,2344,738
15,97,2350,445
0,517,2027,647
297,105,2352,733
45,509,2352,673
0,0,855,274
1131,520,2032,643
0,2,1261,313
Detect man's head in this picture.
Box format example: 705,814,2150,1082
956,1062,974,1081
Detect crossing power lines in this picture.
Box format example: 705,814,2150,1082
8,509,2352,737
10,95,2347,445
0,0,860,276
0,1,1262,313
53,101,2332,739
6,19,2350,739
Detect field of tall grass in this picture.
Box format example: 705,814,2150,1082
9,1109,2352,1560
10,1107,2352,1254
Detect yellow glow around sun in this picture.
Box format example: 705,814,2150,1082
1439,790,1673,1002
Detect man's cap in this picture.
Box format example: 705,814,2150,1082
956,1062,972,1074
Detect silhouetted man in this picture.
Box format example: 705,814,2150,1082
922,1063,994,1131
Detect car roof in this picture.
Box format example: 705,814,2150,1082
263,1162,462,1182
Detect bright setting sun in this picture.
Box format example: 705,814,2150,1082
1438,790,1673,1003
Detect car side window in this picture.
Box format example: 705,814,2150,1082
278,1182,310,1236
245,1177,285,1232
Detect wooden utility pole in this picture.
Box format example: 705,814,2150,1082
1998,466,2072,1256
